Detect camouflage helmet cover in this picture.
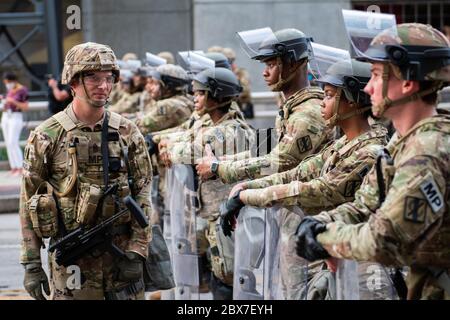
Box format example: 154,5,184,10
363,23,450,82
62,42,120,84
149,63,189,90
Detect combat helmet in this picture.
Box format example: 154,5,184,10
316,59,372,126
148,64,189,97
192,67,242,114
62,42,120,85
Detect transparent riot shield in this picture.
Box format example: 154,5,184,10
177,51,213,75
145,52,167,67
169,164,200,299
232,204,283,300
335,259,399,300
335,259,360,300
263,206,282,300
233,206,266,300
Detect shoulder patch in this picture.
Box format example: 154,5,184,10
419,177,444,214
297,135,312,153
404,196,427,223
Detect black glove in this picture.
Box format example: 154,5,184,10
295,216,330,262
220,191,245,237
116,252,144,282
23,263,50,300
144,134,158,156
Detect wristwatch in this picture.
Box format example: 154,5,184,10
210,160,220,175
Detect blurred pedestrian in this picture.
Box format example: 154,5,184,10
0,72,29,176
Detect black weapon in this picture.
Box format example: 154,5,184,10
48,195,149,267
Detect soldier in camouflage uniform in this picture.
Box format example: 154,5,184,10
221,54,395,299
196,28,330,300
20,42,153,300
135,64,194,135
161,67,255,299
109,69,142,115
296,21,450,300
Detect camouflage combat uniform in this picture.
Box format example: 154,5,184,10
316,112,450,299
136,94,193,135
239,124,392,299
20,105,152,299
217,87,330,183
109,90,141,114
168,103,255,287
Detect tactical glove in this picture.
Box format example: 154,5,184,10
295,216,330,262
220,191,245,237
23,263,50,300
117,252,144,282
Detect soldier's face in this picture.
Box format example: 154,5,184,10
193,90,206,112
148,78,161,100
145,78,152,93
74,71,114,106
321,84,338,121
365,62,412,118
262,58,280,87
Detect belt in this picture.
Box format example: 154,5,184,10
104,278,145,300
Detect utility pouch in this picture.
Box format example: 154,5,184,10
27,181,59,238
75,182,102,225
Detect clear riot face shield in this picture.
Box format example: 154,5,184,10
236,27,313,62
232,205,283,300
169,164,200,299
342,9,397,62
309,43,353,88
177,51,213,75
342,9,450,82
145,52,167,67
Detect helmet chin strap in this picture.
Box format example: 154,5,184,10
197,91,233,116
325,87,371,128
269,57,304,92
371,64,443,117
73,74,109,108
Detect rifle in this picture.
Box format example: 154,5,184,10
48,195,149,267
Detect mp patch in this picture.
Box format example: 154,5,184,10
297,135,312,153
404,196,427,223
419,177,444,214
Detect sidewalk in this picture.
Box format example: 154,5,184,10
0,171,21,214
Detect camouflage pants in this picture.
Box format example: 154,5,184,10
48,235,145,300
357,262,399,300
278,207,308,300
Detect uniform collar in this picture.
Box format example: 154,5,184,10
66,103,106,131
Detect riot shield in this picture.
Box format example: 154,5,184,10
263,206,283,300
335,260,399,300
335,259,360,300
169,164,200,299
233,206,266,300
232,205,283,300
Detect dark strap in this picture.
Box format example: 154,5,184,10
376,148,393,207
104,278,145,300
101,112,110,190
